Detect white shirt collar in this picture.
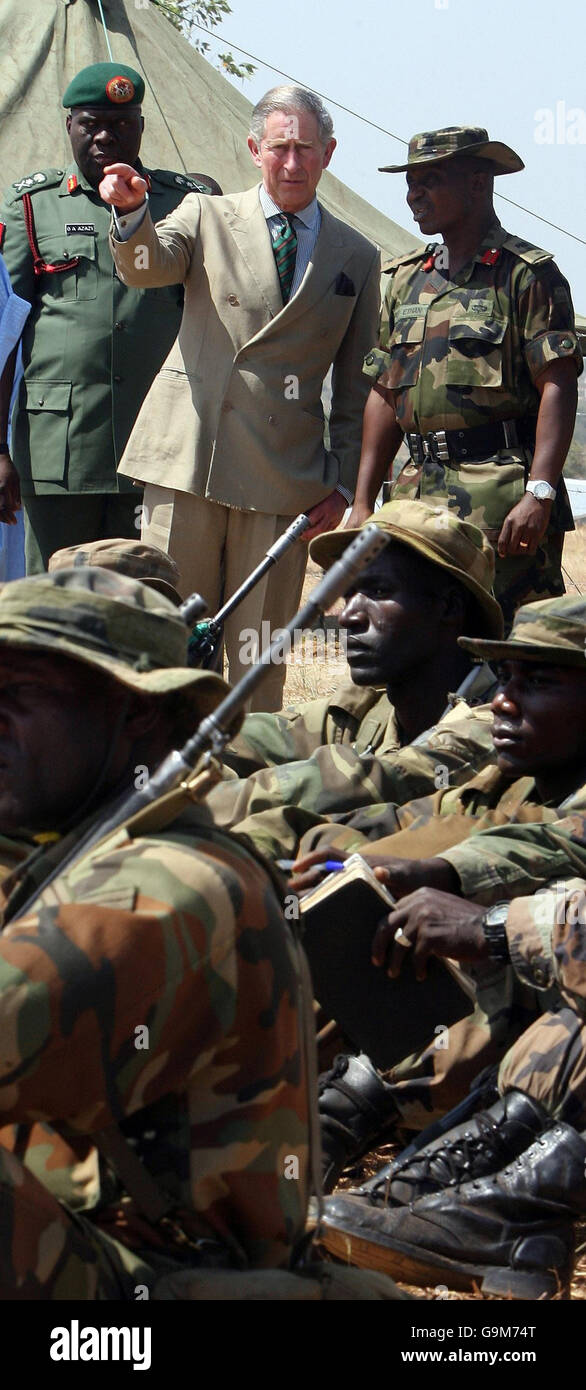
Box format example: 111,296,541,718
258,183,319,230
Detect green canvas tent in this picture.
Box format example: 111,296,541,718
0,0,419,262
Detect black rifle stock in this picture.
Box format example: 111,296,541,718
187,512,311,667
8,525,389,922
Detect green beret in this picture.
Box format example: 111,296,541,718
62,62,145,110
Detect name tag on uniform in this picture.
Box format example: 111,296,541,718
395,304,427,321
65,223,96,235
467,298,493,318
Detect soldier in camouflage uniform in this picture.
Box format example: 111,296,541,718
0,63,219,574
347,127,582,628
319,875,586,1298
0,568,310,1298
298,596,586,1190
208,499,501,860
48,534,183,604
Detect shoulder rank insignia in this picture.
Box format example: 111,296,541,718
67,173,78,193
481,247,501,266
13,172,49,192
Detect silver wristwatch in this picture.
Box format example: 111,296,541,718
481,903,510,962
526,479,557,502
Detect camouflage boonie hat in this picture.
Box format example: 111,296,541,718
0,569,229,711
310,499,504,638
48,538,182,605
379,126,524,176
460,595,586,668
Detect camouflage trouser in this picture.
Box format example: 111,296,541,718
385,909,586,1133
392,454,566,630
0,1149,184,1300
498,905,586,1128
383,963,538,1134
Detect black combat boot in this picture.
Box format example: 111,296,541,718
318,1053,399,1193
345,1089,549,1207
319,1119,586,1299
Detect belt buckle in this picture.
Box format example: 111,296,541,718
425,430,450,463
407,432,424,465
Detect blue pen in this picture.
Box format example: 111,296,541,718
276,858,346,874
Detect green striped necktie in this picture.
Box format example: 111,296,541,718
272,213,298,303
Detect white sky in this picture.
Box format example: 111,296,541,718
200,0,586,310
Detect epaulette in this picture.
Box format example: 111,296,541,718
6,169,64,202
381,243,432,274
150,169,211,195
501,234,553,266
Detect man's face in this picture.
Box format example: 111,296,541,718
66,107,144,188
0,651,132,833
405,163,475,238
247,109,336,213
339,545,448,687
491,660,586,782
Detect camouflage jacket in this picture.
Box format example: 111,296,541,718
209,670,497,864
225,667,495,778
300,768,586,910
363,221,582,536
224,683,401,777
0,804,309,1270
503,878,586,1007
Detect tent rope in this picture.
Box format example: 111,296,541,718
96,0,114,62
190,22,586,250
562,562,583,594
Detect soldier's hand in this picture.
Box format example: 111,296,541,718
99,163,148,211
345,501,373,530
370,853,460,901
371,887,489,979
497,493,552,557
289,846,350,894
0,451,21,525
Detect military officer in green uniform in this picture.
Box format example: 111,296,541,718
0,62,219,574
347,127,582,627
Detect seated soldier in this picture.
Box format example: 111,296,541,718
292,595,586,1190
0,568,310,1298
47,536,183,605
207,499,503,861
318,876,586,1301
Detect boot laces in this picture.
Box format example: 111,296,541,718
368,1108,510,1204
318,1054,350,1097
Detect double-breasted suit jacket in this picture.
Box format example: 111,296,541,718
112,183,380,513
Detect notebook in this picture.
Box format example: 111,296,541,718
300,854,475,1070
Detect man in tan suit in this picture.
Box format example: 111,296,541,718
100,86,380,709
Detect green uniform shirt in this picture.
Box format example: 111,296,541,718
1,162,211,496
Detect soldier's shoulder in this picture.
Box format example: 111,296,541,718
501,233,554,267
381,244,431,275
149,169,214,195
4,170,64,204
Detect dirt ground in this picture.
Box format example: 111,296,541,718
281,524,586,1301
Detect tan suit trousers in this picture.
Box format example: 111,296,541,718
141,485,308,712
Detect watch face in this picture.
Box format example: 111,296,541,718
529,481,555,500
484,904,509,928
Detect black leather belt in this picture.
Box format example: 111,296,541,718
407,418,537,466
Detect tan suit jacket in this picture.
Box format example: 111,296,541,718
112,184,380,513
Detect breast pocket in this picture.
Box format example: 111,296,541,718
385,317,426,390
446,318,506,388
36,232,97,301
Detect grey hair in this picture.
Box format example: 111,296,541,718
250,86,334,146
